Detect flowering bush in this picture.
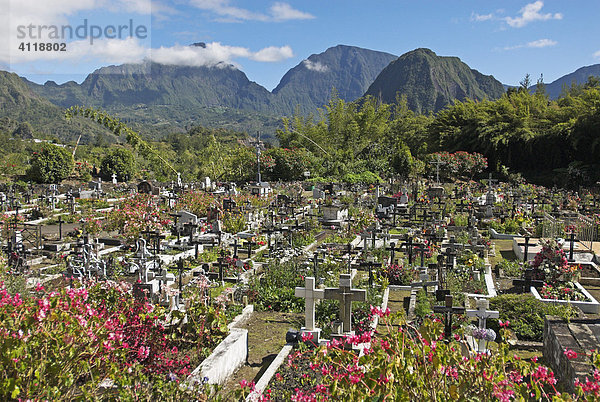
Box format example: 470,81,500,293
175,191,216,218
379,264,418,285
531,240,580,285
539,282,587,301
0,279,227,399
104,194,171,243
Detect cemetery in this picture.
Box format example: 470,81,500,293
3,162,600,400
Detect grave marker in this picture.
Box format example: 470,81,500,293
324,274,367,334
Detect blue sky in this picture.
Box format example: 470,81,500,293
2,0,599,90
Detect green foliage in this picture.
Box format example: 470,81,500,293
496,259,524,278
100,147,136,181
244,259,304,313
489,294,575,341
341,171,382,184
26,143,74,183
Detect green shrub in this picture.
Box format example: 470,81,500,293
100,148,136,182
489,294,575,341
26,143,74,183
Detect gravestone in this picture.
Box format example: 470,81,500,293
324,274,367,334
295,277,325,342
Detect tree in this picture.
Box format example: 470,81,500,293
26,143,74,183
391,142,414,177
100,148,137,182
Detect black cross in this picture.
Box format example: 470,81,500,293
312,251,325,279
176,258,192,295
413,243,429,268
386,242,397,265
58,215,63,240
244,239,256,258
359,258,380,287
215,257,225,281
444,248,456,271
517,236,536,264
433,295,465,339
288,219,305,248
400,236,415,265
232,237,240,259
567,231,578,262
168,213,181,241
512,268,545,293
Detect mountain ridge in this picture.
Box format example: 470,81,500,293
364,48,505,113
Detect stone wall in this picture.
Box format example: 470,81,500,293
544,316,598,392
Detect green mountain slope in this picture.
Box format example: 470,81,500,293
0,71,113,143
272,44,397,114
364,48,505,113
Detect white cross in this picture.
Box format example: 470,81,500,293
466,298,499,352
295,277,325,331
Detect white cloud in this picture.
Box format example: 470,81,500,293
471,12,493,22
250,45,293,62
505,1,562,28
503,38,557,51
594,50,600,59
303,59,328,73
270,2,314,21
527,38,557,48
189,0,313,22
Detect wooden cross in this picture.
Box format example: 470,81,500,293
512,268,544,293
324,274,367,333
215,257,225,282
294,277,325,331
433,295,465,339
412,242,429,268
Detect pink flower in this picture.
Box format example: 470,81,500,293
564,349,578,359
301,332,314,342
499,320,510,328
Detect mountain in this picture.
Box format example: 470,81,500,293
0,71,113,143
364,48,505,113
542,64,600,99
272,45,397,114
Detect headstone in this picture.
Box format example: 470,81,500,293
323,274,367,334
295,277,325,341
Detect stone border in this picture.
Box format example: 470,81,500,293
531,282,600,314
187,305,253,386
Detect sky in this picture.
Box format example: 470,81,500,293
1,0,599,91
